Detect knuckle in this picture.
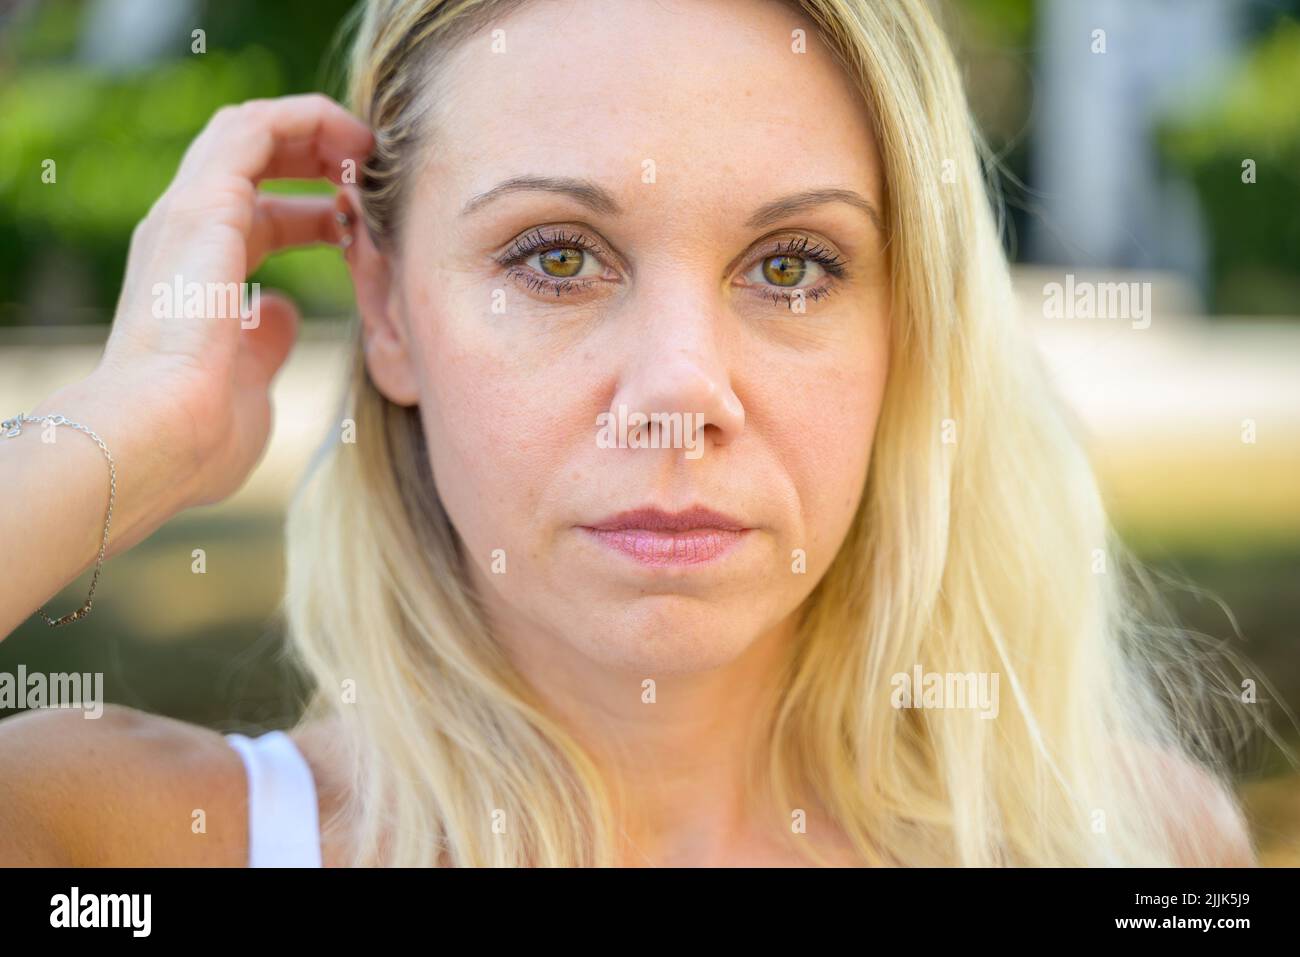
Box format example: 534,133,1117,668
129,214,150,248
137,194,172,236
238,97,272,118
211,103,239,126
210,98,267,129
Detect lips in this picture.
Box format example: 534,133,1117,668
583,506,748,533
578,507,752,566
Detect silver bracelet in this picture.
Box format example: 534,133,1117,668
2,412,117,626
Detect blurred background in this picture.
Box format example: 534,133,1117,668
0,0,1296,863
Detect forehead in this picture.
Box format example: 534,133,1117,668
419,0,883,217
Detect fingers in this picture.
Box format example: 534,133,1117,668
246,193,343,273
235,290,301,388
176,93,373,190
114,95,365,368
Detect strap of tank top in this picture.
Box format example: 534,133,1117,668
225,730,323,867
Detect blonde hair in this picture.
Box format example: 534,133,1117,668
285,0,1268,866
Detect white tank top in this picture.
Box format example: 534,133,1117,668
224,731,323,867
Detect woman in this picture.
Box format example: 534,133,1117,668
0,0,1259,866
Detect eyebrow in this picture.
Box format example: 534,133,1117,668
461,176,622,218
745,187,884,233
460,176,884,232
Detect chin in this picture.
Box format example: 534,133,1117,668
567,595,773,675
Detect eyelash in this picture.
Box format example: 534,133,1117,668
498,228,607,297
495,227,849,305
750,235,847,306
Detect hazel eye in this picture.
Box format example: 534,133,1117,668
747,254,826,289
763,255,803,286
539,247,582,277
529,246,602,280
497,227,618,298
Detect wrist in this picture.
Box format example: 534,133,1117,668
29,372,202,555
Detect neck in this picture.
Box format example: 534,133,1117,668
491,603,805,866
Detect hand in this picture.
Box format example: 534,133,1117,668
89,92,373,510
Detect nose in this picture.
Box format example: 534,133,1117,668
605,292,745,453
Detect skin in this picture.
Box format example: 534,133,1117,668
349,0,889,864
0,0,1256,867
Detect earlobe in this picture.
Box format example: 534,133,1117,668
336,188,421,407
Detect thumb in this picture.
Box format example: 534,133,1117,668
234,289,301,389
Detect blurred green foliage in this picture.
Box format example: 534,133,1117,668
1,0,1298,324
1158,18,1300,316
956,0,1035,47
0,0,357,325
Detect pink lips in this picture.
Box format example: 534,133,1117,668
579,506,752,567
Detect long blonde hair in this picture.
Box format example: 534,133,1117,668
284,0,1266,866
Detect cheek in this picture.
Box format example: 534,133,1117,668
409,295,591,562
760,328,886,554
802,377,877,522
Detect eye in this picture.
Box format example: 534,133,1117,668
497,226,613,296
739,235,849,305
746,253,826,289
527,243,605,280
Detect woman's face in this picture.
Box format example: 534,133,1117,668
363,0,890,675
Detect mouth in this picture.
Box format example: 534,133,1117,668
577,506,754,567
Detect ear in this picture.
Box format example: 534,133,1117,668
337,186,420,406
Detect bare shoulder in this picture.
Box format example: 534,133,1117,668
1137,743,1257,867
0,703,248,866
287,711,345,768
288,712,356,867
287,711,349,812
